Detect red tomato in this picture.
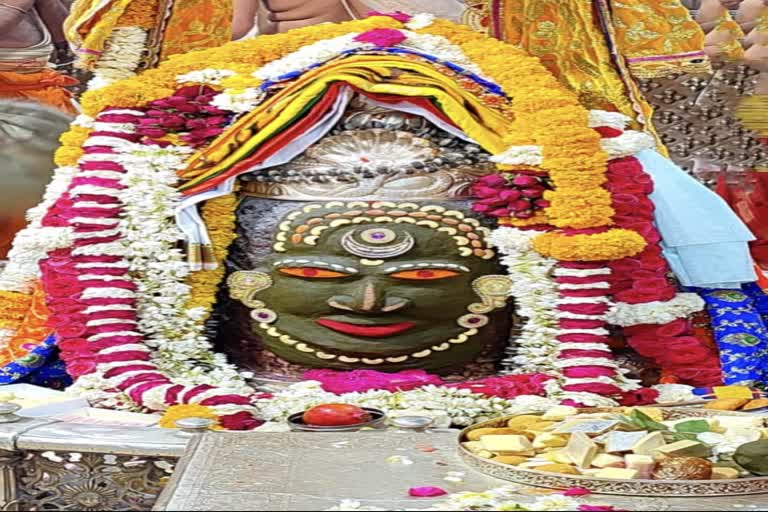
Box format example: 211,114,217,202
302,404,372,426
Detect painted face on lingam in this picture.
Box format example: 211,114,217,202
227,202,514,372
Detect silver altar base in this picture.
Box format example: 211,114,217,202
154,431,765,511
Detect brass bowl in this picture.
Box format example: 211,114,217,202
458,407,768,497
287,408,387,432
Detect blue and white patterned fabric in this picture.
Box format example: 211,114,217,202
699,287,768,386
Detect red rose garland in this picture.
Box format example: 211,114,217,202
605,156,722,387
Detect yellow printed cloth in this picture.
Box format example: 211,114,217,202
160,0,233,60
611,0,711,78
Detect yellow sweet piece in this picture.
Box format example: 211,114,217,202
655,440,712,459
711,467,740,480
541,406,580,422
594,468,640,480
533,433,568,450
462,441,486,455
506,415,545,430
760,429,768,440
634,408,665,422
743,399,768,411
493,455,529,466
704,398,751,411
527,421,556,432
467,427,524,442
537,464,581,476
541,450,574,465
481,435,534,455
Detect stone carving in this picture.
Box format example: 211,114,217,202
16,451,174,511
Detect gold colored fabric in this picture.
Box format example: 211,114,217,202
497,0,638,119
612,0,712,78
160,0,233,60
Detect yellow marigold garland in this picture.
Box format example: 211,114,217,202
55,126,92,167
419,20,645,254
532,230,647,262
80,17,401,116
183,194,238,318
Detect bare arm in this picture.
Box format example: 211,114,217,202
233,0,258,39
34,0,68,43
0,0,35,33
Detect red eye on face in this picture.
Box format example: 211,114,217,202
390,269,461,281
279,267,349,279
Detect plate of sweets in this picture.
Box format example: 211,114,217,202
458,406,768,496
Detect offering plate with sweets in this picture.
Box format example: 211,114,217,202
459,406,768,497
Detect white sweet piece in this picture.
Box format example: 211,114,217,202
591,454,625,469
594,468,640,480
564,432,599,468
625,454,655,479
533,433,568,450
632,432,667,456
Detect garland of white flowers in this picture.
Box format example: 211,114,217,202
488,228,561,376
253,381,557,430
87,27,148,91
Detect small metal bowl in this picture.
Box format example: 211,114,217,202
287,408,387,432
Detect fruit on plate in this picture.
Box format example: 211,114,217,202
302,404,372,427
734,440,768,476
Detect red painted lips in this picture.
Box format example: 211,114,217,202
316,319,416,338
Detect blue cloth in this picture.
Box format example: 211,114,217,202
637,149,756,288
21,356,72,391
0,335,58,384
699,287,768,386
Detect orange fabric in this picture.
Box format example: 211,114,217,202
160,0,233,61
0,69,78,115
1,282,52,366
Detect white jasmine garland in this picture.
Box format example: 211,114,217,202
252,381,556,427
488,228,560,376
588,110,631,130
653,383,697,404
252,31,491,85
177,69,236,86
490,145,544,166
210,88,266,114
607,293,705,327
87,27,149,91
601,130,656,158
405,13,436,30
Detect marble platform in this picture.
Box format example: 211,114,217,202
153,431,768,511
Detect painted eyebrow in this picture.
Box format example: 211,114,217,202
272,258,359,274
383,262,471,273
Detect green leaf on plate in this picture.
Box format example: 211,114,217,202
674,420,710,434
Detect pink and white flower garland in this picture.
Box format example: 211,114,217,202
38,109,260,429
